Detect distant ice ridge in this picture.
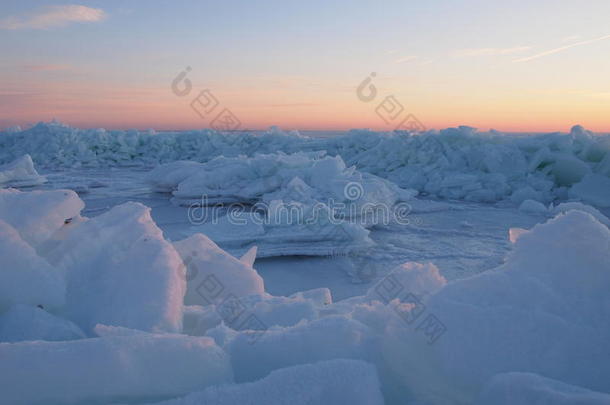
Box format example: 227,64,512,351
2,121,610,207
147,151,416,257
1,188,609,404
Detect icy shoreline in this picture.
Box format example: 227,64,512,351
2,121,610,208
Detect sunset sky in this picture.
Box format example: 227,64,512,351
2,0,610,132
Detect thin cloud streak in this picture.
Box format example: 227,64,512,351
514,34,610,62
453,46,531,57
395,55,419,63
0,5,106,30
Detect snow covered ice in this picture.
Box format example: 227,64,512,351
1,123,609,404
0,333,232,405
0,154,46,187
380,210,610,404
144,359,384,405
475,373,610,405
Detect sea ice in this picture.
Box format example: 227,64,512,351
0,304,85,343
518,199,549,214
184,203,375,258
173,233,265,307
0,154,46,187
50,202,185,334
0,333,232,405
226,315,372,382
0,188,84,247
0,219,65,312
475,372,610,405
144,359,384,405
569,173,610,207
4,122,610,208
382,210,610,404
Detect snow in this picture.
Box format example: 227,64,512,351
289,287,332,306
239,246,257,267
0,188,84,248
475,373,610,405
550,201,610,226
150,152,412,257
49,201,185,334
173,233,264,306
0,304,85,342
145,359,384,405
184,208,375,257
569,173,610,207
225,315,372,383
519,198,549,214
550,153,591,186
366,262,447,303
150,151,410,221
1,130,610,404
0,333,232,405
508,227,528,243
0,219,65,312
0,154,46,187
382,210,610,404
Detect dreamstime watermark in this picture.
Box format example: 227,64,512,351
356,72,426,132
179,250,267,345
372,274,446,344
171,66,241,131
187,181,416,227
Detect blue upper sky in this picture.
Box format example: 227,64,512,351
2,0,610,131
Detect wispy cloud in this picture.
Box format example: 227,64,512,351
514,34,610,63
0,5,106,30
453,46,531,57
395,55,419,64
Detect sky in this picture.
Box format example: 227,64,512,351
1,0,610,132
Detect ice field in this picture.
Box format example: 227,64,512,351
1,122,609,405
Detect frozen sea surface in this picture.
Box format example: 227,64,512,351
40,167,544,300
3,123,609,404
